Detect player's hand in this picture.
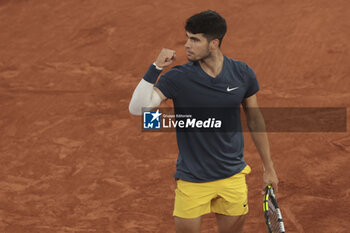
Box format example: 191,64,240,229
262,167,279,194
155,48,176,68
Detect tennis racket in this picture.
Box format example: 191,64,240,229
263,184,285,233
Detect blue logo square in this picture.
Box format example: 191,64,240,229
143,110,161,129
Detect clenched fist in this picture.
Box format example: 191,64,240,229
155,48,176,68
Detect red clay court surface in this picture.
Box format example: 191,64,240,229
0,0,349,232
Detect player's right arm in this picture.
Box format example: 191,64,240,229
128,48,176,115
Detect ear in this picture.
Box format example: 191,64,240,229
209,39,220,50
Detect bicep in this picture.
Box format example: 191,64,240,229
153,86,167,102
242,94,261,121
242,94,258,110
129,79,166,115
143,87,166,110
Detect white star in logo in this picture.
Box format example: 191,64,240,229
150,110,161,122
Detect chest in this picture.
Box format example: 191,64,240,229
175,73,247,107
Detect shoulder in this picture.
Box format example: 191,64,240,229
225,57,256,78
225,57,250,71
170,61,196,73
162,61,196,78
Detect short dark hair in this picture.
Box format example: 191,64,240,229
185,10,227,47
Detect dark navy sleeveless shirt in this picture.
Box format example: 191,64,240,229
155,56,259,182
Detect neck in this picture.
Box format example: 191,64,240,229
199,50,224,78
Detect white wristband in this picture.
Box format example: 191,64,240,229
153,62,163,70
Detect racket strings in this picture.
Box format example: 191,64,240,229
268,199,282,233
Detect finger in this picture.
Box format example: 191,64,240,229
262,184,268,195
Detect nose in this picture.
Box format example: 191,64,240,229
185,39,190,49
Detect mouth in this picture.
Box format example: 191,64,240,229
186,51,193,56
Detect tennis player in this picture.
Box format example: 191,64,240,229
129,10,279,233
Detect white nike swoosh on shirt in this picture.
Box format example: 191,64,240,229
227,87,239,92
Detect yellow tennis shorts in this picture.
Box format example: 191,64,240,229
173,165,251,219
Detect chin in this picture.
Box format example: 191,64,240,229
187,56,198,62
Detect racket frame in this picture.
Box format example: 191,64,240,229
263,185,286,233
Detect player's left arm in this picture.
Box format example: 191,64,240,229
241,94,279,194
